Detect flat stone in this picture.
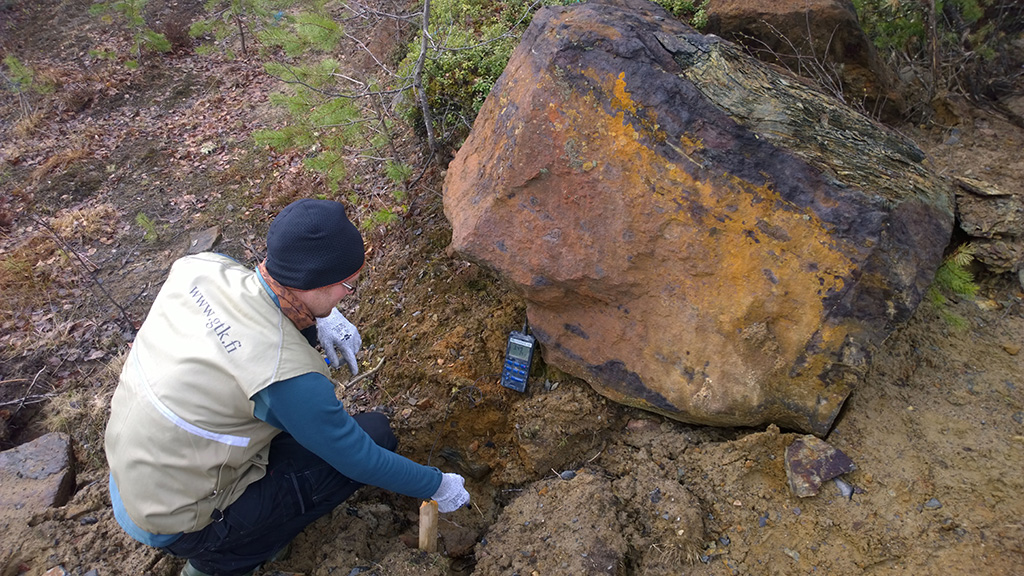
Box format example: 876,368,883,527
954,177,1024,273
187,226,221,254
438,521,478,557
0,433,76,514
784,435,855,498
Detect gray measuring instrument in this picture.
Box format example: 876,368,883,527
499,320,535,392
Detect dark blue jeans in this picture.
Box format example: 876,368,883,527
162,412,397,576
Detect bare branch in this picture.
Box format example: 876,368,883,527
368,91,403,179
741,21,847,104
331,72,365,87
342,31,396,76
31,215,136,333
408,147,436,189
0,394,56,408
14,366,47,413
341,0,420,22
414,0,438,157
267,59,411,100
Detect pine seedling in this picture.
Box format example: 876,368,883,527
385,161,413,186
135,212,159,243
190,0,286,57
926,242,978,328
90,0,172,65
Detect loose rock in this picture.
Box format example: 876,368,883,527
0,432,76,517
784,435,856,498
834,477,854,500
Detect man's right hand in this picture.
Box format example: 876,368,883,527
431,473,470,513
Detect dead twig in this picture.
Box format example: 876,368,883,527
30,215,136,333
0,393,57,408
15,366,47,414
344,357,386,388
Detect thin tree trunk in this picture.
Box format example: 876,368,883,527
414,0,438,158
928,0,939,98
236,11,248,55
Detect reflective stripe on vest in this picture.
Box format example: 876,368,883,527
130,348,251,448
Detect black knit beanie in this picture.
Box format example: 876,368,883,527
265,199,365,290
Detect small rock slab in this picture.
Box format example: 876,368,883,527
0,432,76,513
954,176,1024,273
784,435,855,498
187,226,222,255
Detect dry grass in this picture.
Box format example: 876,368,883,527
0,236,60,311
12,111,47,139
8,61,103,139
32,65,64,92
42,349,125,470
30,146,93,184
51,203,118,244
0,204,119,323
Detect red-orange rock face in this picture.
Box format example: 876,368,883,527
443,0,953,435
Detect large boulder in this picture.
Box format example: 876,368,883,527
443,0,954,435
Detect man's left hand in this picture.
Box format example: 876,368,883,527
316,308,361,375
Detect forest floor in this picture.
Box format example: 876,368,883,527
1,1,1022,575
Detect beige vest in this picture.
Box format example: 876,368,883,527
105,253,329,534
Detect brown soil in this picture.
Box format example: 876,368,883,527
1,1,1022,575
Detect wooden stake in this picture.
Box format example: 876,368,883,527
418,499,439,552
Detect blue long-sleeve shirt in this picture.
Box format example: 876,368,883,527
252,372,442,498
112,372,442,546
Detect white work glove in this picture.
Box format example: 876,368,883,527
431,473,470,513
316,308,361,375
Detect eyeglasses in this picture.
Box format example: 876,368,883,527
340,273,360,293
